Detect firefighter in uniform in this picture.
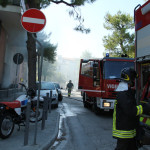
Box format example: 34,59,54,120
113,67,150,150
66,80,74,97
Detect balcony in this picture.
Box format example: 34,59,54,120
0,0,26,13
0,0,26,46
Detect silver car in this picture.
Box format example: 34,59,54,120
36,81,58,108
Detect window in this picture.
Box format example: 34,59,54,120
36,82,55,90
81,61,93,77
93,62,100,86
103,61,134,79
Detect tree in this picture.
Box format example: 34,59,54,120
37,32,57,63
37,32,57,81
1,0,97,89
42,60,56,81
25,0,97,89
103,11,135,58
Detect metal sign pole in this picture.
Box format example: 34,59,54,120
24,99,31,145
32,34,44,145
21,8,46,145
13,53,24,99
14,54,19,99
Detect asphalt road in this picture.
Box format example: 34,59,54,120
48,90,150,150
49,91,116,150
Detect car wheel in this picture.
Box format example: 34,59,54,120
58,95,63,101
55,104,58,108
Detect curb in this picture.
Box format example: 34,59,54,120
40,112,60,150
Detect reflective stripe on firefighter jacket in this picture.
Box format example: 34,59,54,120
113,82,143,139
140,117,150,126
113,101,143,139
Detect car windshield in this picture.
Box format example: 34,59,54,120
103,61,134,79
40,82,55,90
54,83,60,89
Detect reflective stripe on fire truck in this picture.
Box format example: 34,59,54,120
112,100,136,138
78,89,105,93
140,117,150,126
136,105,143,116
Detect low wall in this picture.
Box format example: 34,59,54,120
0,88,23,101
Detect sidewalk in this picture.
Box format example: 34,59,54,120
0,109,60,150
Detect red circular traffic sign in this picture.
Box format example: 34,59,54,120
21,8,46,33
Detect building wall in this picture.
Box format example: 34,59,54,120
0,25,6,87
2,44,28,88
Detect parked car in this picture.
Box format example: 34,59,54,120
36,81,58,108
53,82,63,101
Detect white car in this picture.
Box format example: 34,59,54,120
53,82,63,101
36,81,59,108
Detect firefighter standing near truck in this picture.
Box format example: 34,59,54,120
113,67,150,150
66,80,74,97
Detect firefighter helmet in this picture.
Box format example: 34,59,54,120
121,67,138,86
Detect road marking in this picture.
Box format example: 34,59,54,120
23,17,45,24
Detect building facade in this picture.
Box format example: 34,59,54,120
0,0,27,90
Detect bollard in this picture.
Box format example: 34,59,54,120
49,90,52,113
24,100,31,146
41,97,46,130
45,93,49,120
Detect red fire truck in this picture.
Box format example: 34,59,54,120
134,0,150,141
78,57,134,114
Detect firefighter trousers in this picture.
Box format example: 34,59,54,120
68,88,71,97
115,138,138,150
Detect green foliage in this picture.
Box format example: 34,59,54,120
103,11,135,58
37,32,57,63
25,0,97,88
25,0,95,34
38,0,50,8
70,0,96,6
68,7,90,33
43,43,57,63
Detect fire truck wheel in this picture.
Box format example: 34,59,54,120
83,101,88,108
92,102,99,115
83,93,88,108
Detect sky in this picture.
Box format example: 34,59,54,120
41,0,145,59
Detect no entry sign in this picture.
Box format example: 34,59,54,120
21,8,46,33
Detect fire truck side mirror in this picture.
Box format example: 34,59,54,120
93,62,100,86
93,69,97,80
93,63,98,81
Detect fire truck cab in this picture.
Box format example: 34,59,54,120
78,57,134,114
135,0,150,140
